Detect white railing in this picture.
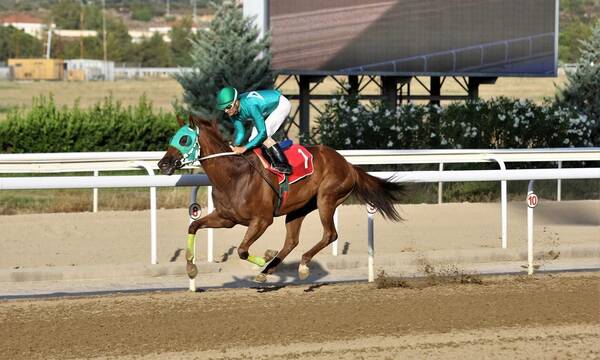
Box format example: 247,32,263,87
1,148,597,251
1,148,598,282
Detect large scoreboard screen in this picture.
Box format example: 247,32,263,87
264,0,558,77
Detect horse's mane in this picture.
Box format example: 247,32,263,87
189,116,230,151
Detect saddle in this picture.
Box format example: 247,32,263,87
252,141,314,184
253,141,315,215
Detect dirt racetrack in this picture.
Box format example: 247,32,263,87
1,272,599,359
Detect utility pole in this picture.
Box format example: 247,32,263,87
45,23,52,59
102,0,107,80
79,0,84,58
102,0,107,63
191,0,197,23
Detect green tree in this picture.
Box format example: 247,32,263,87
557,20,600,146
50,0,80,29
169,16,193,66
50,0,102,30
136,32,171,66
0,26,43,61
175,0,273,118
131,1,154,22
103,16,134,63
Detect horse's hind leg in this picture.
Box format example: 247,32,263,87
298,195,340,280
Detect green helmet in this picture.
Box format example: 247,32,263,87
216,86,238,110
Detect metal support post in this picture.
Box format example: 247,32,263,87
207,186,214,263
332,208,339,256
136,162,157,265
189,186,199,292
438,163,444,204
367,205,376,282
430,76,441,105
526,180,538,275
557,161,562,201
93,170,99,212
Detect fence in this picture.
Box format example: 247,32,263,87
0,148,598,284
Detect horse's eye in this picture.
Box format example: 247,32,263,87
179,135,190,146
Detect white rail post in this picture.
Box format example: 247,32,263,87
207,186,214,263
488,157,508,249
136,163,157,265
557,161,562,202
189,186,199,292
93,170,99,212
526,180,538,275
438,162,444,204
332,208,339,256
367,205,376,282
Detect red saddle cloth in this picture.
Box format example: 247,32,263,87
253,144,314,184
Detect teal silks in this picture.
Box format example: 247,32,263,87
169,125,200,166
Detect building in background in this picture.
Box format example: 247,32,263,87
0,13,55,39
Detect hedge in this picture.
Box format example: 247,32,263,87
312,95,597,150
0,95,178,153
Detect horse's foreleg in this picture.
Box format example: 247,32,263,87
260,197,317,279
186,211,235,279
236,218,272,268
259,215,305,279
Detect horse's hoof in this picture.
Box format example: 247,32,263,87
254,273,267,283
187,263,198,279
298,264,310,280
264,249,278,262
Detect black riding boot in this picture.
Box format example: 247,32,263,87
266,144,292,174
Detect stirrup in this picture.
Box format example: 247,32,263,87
271,162,292,174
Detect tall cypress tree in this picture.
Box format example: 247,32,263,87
175,0,273,119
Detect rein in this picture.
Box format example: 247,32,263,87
197,150,281,197
198,152,235,161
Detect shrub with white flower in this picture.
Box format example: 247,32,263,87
310,92,596,150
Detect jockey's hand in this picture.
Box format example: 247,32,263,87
230,145,247,155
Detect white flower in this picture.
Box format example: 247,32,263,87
352,107,359,114
339,122,348,128
430,133,436,138
368,120,374,127
351,116,358,122
345,138,351,145
387,141,394,147
498,114,506,121
563,138,569,145
440,138,448,145
331,98,338,105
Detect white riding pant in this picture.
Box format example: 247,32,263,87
249,95,291,142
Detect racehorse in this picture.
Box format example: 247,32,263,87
158,115,405,283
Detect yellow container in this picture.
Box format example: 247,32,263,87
8,58,64,80
67,69,85,81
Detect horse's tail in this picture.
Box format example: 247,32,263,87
351,166,405,221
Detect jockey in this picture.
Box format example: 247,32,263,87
216,86,292,174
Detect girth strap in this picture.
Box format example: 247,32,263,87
275,175,289,217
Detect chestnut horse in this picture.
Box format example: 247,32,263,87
158,116,404,283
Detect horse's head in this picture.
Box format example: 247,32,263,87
158,116,200,175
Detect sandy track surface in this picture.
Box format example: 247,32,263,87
1,273,598,359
